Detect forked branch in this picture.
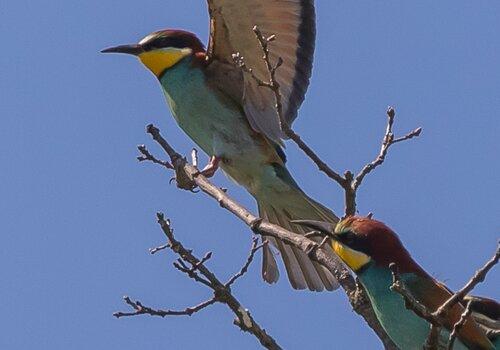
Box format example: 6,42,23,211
115,214,281,350
136,126,397,349
235,27,422,217
390,242,499,349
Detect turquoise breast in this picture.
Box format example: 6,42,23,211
359,266,469,350
157,56,274,193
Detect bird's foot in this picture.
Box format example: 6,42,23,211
200,156,221,178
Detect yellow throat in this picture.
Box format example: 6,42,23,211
331,240,371,272
138,47,192,76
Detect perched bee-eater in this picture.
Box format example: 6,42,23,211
102,1,340,291
295,217,499,349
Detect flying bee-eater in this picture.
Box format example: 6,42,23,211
295,217,499,349
102,1,340,291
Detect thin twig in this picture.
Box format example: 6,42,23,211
234,27,347,188
149,243,169,255
172,260,214,288
114,296,216,318
433,242,500,319
238,27,421,218
390,243,499,349
191,251,213,271
447,300,472,350
138,126,397,349
389,263,440,325
116,214,282,350
226,237,265,287
352,107,422,191
137,144,173,169
390,263,442,349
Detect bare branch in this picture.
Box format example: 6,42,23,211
114,296,216,318
247,27,348,188
390,242,499,349
172,259,214,288
135,27,423,349
137,144,173,169
116,214,282,350
232,52,272,88
284,128,349,188
389,263,440,325
149,243,169,255
447,300,472,350
145,125,197,191
434,242,500,319
242,27,421,218
226,237,266,287
352,107,423,191
390,263,443,349
138,125,397,349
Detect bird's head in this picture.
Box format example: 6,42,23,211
101,29,205,77
294,217,416,274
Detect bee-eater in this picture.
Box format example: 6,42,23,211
102,1,340,291
295,217,499,349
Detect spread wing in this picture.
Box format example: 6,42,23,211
406,276,495,349
206,0,316,143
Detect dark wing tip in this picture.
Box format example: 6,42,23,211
464,295,500,321
285,0,316,124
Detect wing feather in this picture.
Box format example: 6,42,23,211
206,0,316,143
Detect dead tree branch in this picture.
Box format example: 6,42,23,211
351,107,422,191
226,238,266,287
114,296,216,318
137,125,397,349
389,263,440,326
137,144,173,169
447,300,472,350
115,214,281,350
434,242,500,319
234,27,422,217
390,242,500,349
129,25,423,350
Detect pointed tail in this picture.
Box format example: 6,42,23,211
255,163,340,292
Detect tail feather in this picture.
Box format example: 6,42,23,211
257,184,340,292
261,238,279,284
312,260,338,291
265,207,308,289
260,209,279,284
273,207,323,291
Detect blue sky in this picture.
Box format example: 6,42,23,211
1,1,499,349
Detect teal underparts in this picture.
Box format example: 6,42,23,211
359,266,469,350
158,57,293,196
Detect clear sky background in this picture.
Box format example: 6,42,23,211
1,1,499,349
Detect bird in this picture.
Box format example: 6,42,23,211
101,1,340,292
294,217,499,349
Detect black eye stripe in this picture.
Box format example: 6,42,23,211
143,36,187,51
338,230,367,253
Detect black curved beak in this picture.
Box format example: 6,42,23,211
292,220,336,238
101,44,143,56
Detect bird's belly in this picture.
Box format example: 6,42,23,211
160,66,272,191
